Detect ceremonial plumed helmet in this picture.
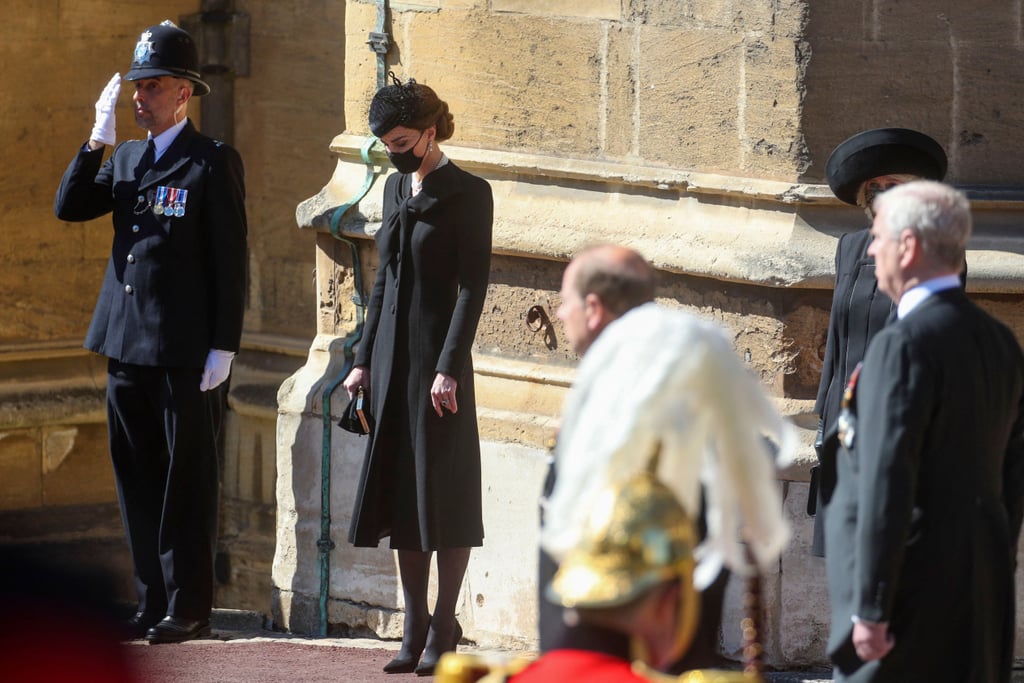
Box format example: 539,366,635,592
547,453,699,610
825,128,947,205
125,20,210,96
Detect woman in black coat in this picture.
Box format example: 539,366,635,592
810,128,948,557
343,75,493,676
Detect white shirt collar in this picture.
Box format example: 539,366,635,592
897,273,962,319
148,118,188,161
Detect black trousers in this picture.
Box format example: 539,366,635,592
106,359,220,621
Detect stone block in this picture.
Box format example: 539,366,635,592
777,482,830,666
604,23,638,157
741,36,810,179
233,0,345,336
397,10,605,156
224,411,278,504
782,299,833,401
211,607,267,632
949,42,1024,185
629,0,805,35
464,441,547,648
493,0,620,20
803,1,873,41
800,37,952,182
870,2,1018,45
343,1,384,131
55,1,197,40
474,254,571,363
0,430,42,510
42,422,116,506
636,25,743,172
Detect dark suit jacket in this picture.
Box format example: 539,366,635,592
825,287,1024,683
54,120,248,368
348,161,493,549
812,229,967,557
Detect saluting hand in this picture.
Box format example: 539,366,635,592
90,72,121,149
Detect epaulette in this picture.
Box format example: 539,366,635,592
435,652,532,683
632,661,764,683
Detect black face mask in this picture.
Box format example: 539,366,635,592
386,132,425,174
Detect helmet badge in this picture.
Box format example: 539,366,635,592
133,30,154,65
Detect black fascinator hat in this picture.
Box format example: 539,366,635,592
825,128,947,205
368,72,421,137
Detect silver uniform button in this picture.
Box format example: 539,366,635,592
124,284,133,294
132,224,140,233
127,254,135,263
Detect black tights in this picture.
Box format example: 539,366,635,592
395,547,470,658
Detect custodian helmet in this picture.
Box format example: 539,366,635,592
124,21,210,96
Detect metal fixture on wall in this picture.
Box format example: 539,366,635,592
525,305,558,350
314,0,391,636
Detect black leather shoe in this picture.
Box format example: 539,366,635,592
145,616,211,644
383,616,431,673
123,611,163,640
415,621,462,676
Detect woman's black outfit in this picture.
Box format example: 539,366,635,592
349,161,493,551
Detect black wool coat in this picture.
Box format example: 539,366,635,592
348,161,493,550
825,288,1024,683
811,228,893,556
54,120,248,367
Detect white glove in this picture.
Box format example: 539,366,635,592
200,349,236,391
90,72,121,147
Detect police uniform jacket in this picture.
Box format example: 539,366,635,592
54,120,247,367
348,160,493,550
825,288,1024,683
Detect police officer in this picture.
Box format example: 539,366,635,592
54,21,247,643
809,128,949,558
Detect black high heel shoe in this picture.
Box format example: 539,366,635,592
414,620,462,676
383,617,431,674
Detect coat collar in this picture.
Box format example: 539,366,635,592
402,161,464,215
139,119,200,191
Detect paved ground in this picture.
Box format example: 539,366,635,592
114,609,838,683
17,605,1024,682
125,633,835,683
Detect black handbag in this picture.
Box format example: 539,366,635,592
338,387,374,436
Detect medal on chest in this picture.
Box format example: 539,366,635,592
153,186,189,218
837,362,862,451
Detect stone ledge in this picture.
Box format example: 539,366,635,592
299,134,1024,292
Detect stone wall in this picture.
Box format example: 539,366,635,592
277,0,1024,670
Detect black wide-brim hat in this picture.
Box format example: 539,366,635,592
825,128,947,205
124,21,210,97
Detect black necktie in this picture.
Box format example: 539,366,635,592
137,139,156,176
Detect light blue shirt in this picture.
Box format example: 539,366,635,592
148,117,188,162
897,273,962,319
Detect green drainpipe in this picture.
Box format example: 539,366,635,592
318,136,378,635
